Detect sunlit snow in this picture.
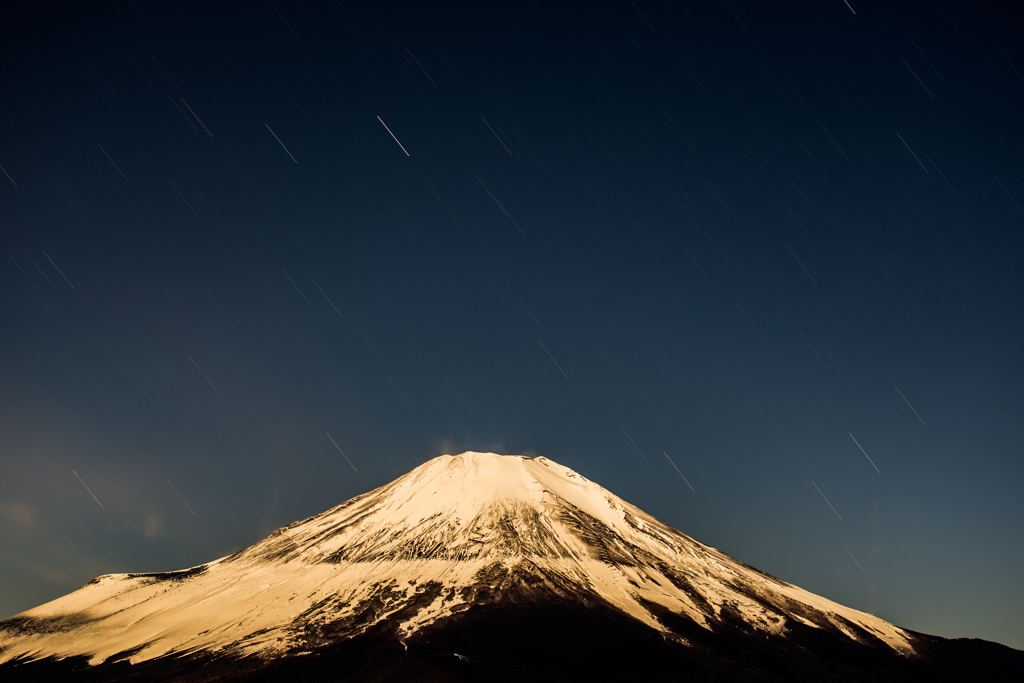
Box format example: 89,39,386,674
0,452,914,666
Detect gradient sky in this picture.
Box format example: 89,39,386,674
1,0,1023,650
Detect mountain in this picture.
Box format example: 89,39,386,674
0,452,1020,681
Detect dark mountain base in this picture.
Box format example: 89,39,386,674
4,601,1022,682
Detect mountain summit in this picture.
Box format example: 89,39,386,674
1,452,1020,681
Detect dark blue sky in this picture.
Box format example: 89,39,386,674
1,0,1022,649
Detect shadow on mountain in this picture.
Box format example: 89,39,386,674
2,582,1021,682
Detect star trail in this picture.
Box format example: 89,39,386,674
0,0,1022,650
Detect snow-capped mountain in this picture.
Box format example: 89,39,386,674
1,452,1020,682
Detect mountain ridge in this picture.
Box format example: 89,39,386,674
1,451,1020,681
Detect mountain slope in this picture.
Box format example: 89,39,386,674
1,452,1020,681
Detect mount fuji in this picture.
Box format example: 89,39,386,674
1,452,1020,681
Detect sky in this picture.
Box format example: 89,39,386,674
1,0,1022,650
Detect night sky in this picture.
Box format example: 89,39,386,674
2,0,1023,650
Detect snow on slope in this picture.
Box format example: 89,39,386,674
0,452,914,666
